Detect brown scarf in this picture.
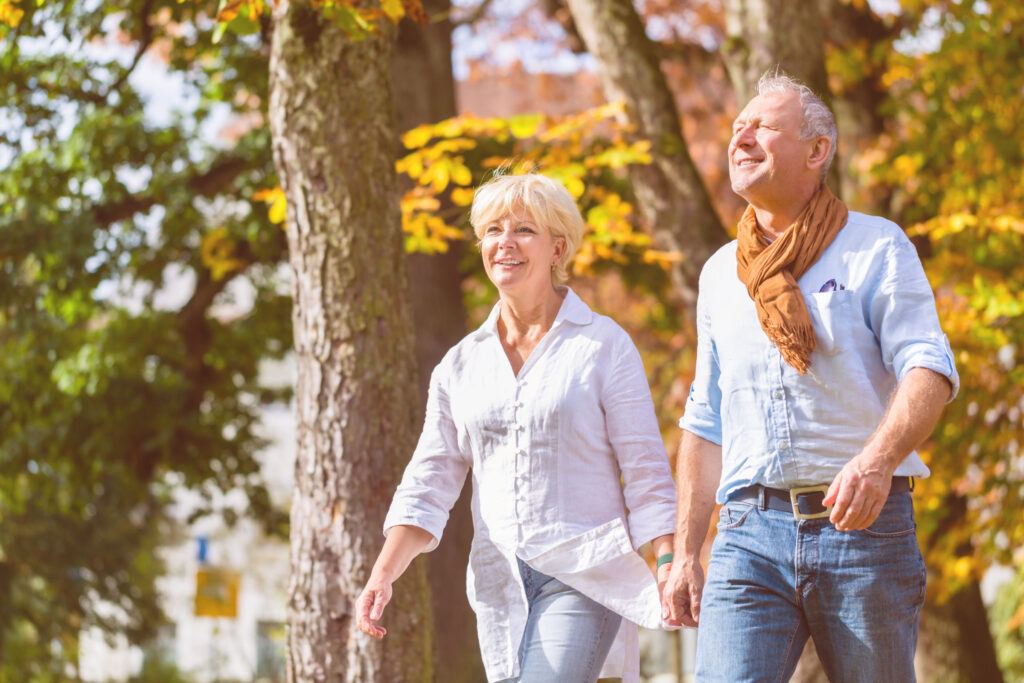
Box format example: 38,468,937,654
735,184,848,374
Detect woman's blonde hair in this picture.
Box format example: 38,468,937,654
469,172,585,285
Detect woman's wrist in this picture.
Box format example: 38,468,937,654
656,552,674,570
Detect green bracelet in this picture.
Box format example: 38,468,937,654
656,552,674,569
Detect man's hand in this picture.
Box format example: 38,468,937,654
662,557,705,628
823,452,895,531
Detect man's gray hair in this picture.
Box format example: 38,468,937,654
756,70,837,183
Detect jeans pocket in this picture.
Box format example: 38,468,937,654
856,500,917,538
718,503,754,530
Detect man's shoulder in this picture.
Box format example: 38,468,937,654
700,240,739,277
840,211,910,251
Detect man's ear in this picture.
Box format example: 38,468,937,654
807,136,831,171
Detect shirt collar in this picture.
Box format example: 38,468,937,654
474,286,594,340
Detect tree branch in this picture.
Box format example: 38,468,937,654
92,156,249,226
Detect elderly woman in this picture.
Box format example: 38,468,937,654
356,173,676,682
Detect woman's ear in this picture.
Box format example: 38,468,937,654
552,236,567,265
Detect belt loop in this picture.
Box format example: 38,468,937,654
758,485,767,511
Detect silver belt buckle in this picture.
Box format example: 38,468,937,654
789,485,832,520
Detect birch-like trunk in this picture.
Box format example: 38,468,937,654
564,0,727,310
269,3,432,680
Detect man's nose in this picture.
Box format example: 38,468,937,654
732,124,754,147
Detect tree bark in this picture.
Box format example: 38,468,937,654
393,2,483,681
564,0,728,310
918,581,1005,683
916,494,1005,683
269,3,432,680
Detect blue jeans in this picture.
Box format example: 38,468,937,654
497,557,622,682
695,492,926,682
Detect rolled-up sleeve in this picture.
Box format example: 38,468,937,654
383,359,471,551
870,233,959,401
679,265,724,443
602,334,676,549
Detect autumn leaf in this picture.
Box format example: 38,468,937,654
200,227,249,281
380,0,404,23
253,187,287,225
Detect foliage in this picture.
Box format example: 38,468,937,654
211,0,426,43
866,0,1024,608
990,568,1024,681
0,0,289,675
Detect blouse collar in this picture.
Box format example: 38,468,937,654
474,286,594,340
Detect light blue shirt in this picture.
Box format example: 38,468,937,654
680,211,959,503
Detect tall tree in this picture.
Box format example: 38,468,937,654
267,2,432,679
563,0,728,309
392,1,483,680
0,1,288,676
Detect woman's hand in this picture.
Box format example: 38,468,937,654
356,573,394,639
354,525,435,639
657,560,674,621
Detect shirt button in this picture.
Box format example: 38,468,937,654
773,390,784,400
516,449,525,456
779,440,789,451
514,401,524,408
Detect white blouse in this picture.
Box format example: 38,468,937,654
383,287,677,682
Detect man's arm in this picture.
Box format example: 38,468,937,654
663,429,721,627
823,367,952,531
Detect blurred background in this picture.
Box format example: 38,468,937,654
1,0,1022,681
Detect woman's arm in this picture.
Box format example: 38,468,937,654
356,525,436,638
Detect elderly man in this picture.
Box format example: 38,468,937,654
663,71,958,681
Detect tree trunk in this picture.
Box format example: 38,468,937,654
393,2,484,681
564,0,728,310
916,494,1004,682
918,582,1005,683
269,3,432,680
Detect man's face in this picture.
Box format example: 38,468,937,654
728,90,814,205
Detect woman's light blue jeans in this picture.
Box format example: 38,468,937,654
695,491,926,682
496,557,622,682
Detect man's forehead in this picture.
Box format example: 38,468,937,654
735,91,801,122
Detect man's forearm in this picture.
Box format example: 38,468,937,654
674,430,722,561
863,367,952,471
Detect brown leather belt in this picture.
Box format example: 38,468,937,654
729,476,913,521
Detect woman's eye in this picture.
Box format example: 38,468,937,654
516,226,535,233
485,226,500,234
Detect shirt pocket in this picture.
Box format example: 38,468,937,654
805,290,855,355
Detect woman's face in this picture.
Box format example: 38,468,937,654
480,212,565,295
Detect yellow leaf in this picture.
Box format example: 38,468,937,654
200,227,248,281
450,187,475,206
254,186,287,226
216,0,244,22
401,124,435,150
381,0,405,22
0,2,25,27
509,114,542,139
450,158,472,186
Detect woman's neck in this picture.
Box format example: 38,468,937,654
499,285,565,340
